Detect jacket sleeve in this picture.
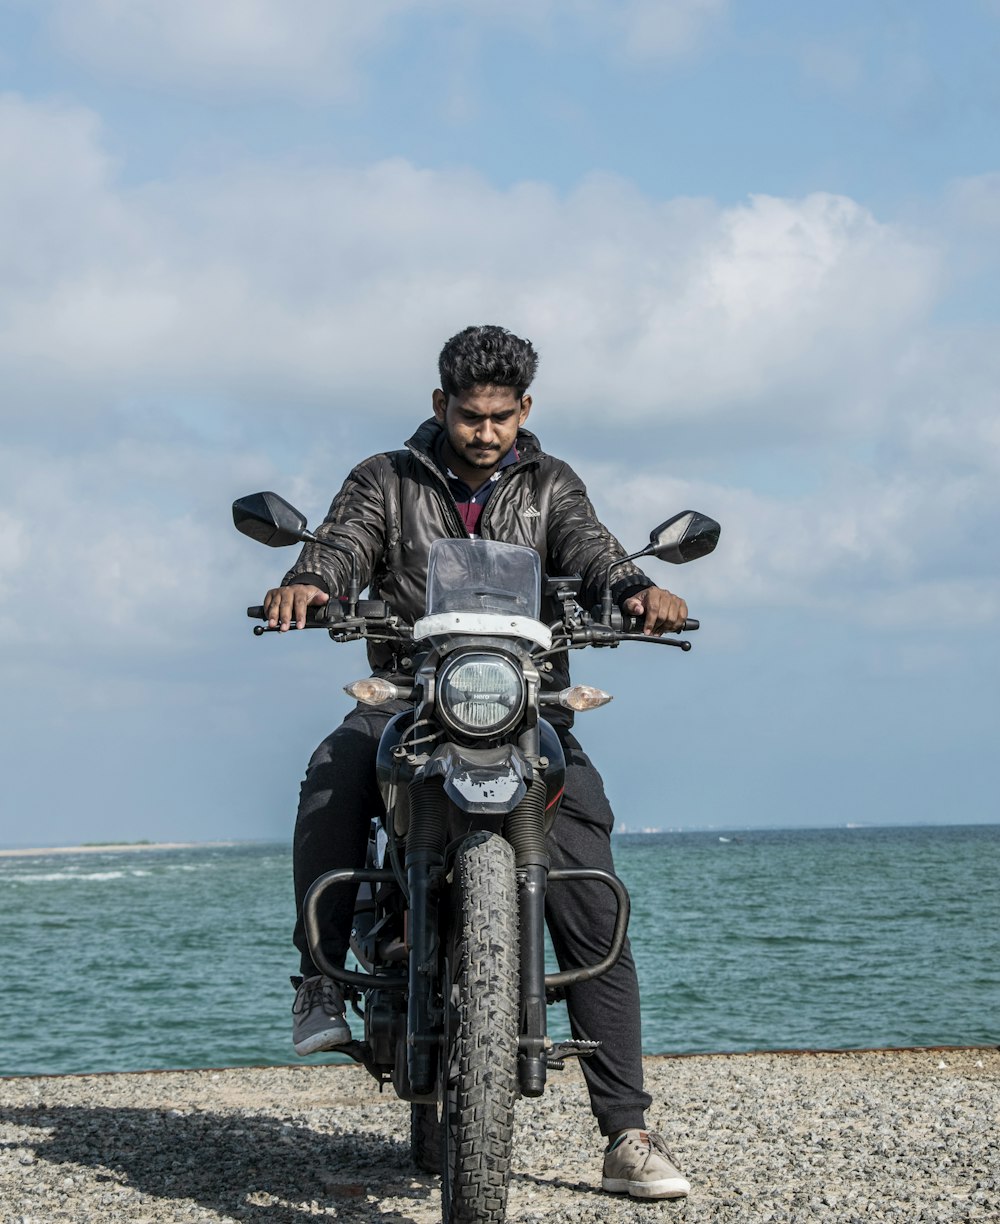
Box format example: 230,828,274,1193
281,456,389,596
545,461,653,611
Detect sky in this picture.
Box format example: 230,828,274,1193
1,0,998,845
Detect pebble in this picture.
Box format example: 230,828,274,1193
0,1048,997,1222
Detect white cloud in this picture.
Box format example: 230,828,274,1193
582,456,1000,627
0,436,279,649
565,187,937,428
0,512,27,581
48,0,415,100
0,94,132,287
613,0,727,59
863,579,1000,631
891,331,1000,477
946,172,1000,233
798,40,865,95
507,0,728,61
0,94,996,642
0,95,941,434
42,0,727,99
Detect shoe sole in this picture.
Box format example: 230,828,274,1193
602,1175,690,1200
293,1024,351,1056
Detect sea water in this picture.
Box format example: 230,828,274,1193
1,826,997,1076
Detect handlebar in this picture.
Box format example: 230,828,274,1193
246,603,699,650
247,599,393,624
247,599,397,636
541,614,700,656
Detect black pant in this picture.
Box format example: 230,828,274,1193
292,703,651,1136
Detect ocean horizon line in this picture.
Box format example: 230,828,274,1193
2,819,998,856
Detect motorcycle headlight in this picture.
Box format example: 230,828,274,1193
437,652,526,737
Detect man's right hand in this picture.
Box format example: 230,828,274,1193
263,584,330,632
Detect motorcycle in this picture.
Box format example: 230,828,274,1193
234,490,720,1223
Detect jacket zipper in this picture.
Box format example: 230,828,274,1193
405,440,539,542
476,459,538,540
405,442,476,541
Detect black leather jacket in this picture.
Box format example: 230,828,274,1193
283,418,653,708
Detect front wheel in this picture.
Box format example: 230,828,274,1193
443,832,520,1223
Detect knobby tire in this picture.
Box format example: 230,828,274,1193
442,832,520,1224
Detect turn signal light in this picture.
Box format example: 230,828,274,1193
344,678,400,705
558,685,613,711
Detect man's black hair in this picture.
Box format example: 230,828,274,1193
438,325,539,399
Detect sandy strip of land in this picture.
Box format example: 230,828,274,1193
1,1047,997,1222
0,842,238,857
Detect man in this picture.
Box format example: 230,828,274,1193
262,325,691,1200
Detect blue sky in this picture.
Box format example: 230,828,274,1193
1,0,998,845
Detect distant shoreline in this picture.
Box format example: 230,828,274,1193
2,823,995,858
0,841,239,858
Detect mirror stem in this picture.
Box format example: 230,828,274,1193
599,546,653,624
600,582,614,626
347,556,360,611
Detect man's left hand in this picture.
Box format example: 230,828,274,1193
623,586,688,636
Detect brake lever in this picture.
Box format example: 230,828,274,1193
616,633,692,651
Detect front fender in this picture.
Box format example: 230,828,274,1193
421,742,535,815
375,713,566,827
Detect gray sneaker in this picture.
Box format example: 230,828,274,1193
602,1130,690,1200
291,974,351,1055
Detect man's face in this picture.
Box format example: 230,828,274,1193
432,384,532,476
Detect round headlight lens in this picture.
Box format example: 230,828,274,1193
437,653,525,737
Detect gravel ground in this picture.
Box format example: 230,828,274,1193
2,1047,997,1223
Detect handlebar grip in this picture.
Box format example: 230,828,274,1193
621,613,699,633
245,602,346,624
315,601,346,624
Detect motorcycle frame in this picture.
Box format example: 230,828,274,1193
301,637,632,1101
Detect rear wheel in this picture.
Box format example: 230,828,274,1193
442,832,520,1223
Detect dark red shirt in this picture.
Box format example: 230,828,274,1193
437,439,519,536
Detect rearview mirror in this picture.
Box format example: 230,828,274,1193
232,492,315,547
647,511,720,564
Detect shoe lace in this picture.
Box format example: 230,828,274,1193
292,976,343,1017
646,1132,678,1162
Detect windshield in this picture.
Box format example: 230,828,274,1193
425,538,541,620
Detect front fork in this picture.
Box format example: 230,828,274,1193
404,776,552,1100
516,861,549,1096
404,762,553,1100
505,770,551,1098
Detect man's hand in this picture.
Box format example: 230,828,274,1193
623,585,688,636
263,584,330,632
